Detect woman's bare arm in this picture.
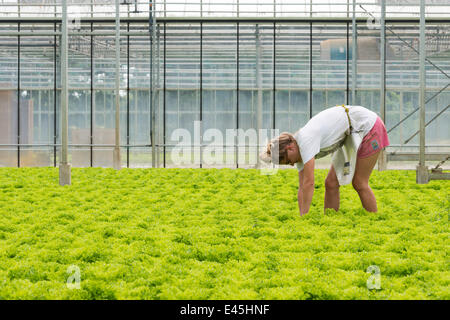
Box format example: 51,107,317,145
299,158,315,215
297,169,304,214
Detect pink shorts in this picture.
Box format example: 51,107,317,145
357,117,390,159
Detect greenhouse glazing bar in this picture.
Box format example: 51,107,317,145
3,17,450,23
345,21,349,105
163,22,166,168
2,1,450,18
17,22,20,168
150,2,157,168
200,22,203,168
90,22,94,167
236,22,239,169
309,22,312,119
255,23,262,168
53,22,57,168
351,0,356,105
127,22,130,168
378,0,387,171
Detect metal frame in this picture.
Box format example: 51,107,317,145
1,10,449,175
416,0,449,183
2,1,449,19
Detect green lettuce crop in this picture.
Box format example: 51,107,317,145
0,167,448,300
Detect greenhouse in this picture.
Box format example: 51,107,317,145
0,0,448,302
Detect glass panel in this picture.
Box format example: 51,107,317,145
202,24,237,168
128,23,152,167
92,90,114,167
275,24,309,133
69,89,91,167
312,24,347,116
18,25,55,166
165,23,201,167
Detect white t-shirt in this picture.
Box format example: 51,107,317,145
294,106,378,171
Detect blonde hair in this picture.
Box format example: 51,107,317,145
260,132,297,164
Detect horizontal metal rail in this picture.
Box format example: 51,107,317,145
2,1,449,7
0,143,292,148
2,146,448,153
1,16,450,23
0,144,152,148
0,31,149,36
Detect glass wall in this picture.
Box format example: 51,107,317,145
0,21,449,168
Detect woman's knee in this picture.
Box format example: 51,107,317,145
352,178,369,192
325,176,340,190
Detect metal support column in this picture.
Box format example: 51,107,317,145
53,22,57,167
113,0,122,170
417,0,429,184
163,23,166,168
90,23,94,167
126,22,130,168
155,24,161,168
273,0,276,18
352,0,357,105
150,2,157,168
199,22,203,168
255,24,263,168
17,23,20,168
273,22,276,130
378,0,388,171
309,22,313,119
236,22,240,168
59,0,71,185
346,22,349,105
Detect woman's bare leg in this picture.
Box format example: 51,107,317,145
352,151,381,212
324,165,340,212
